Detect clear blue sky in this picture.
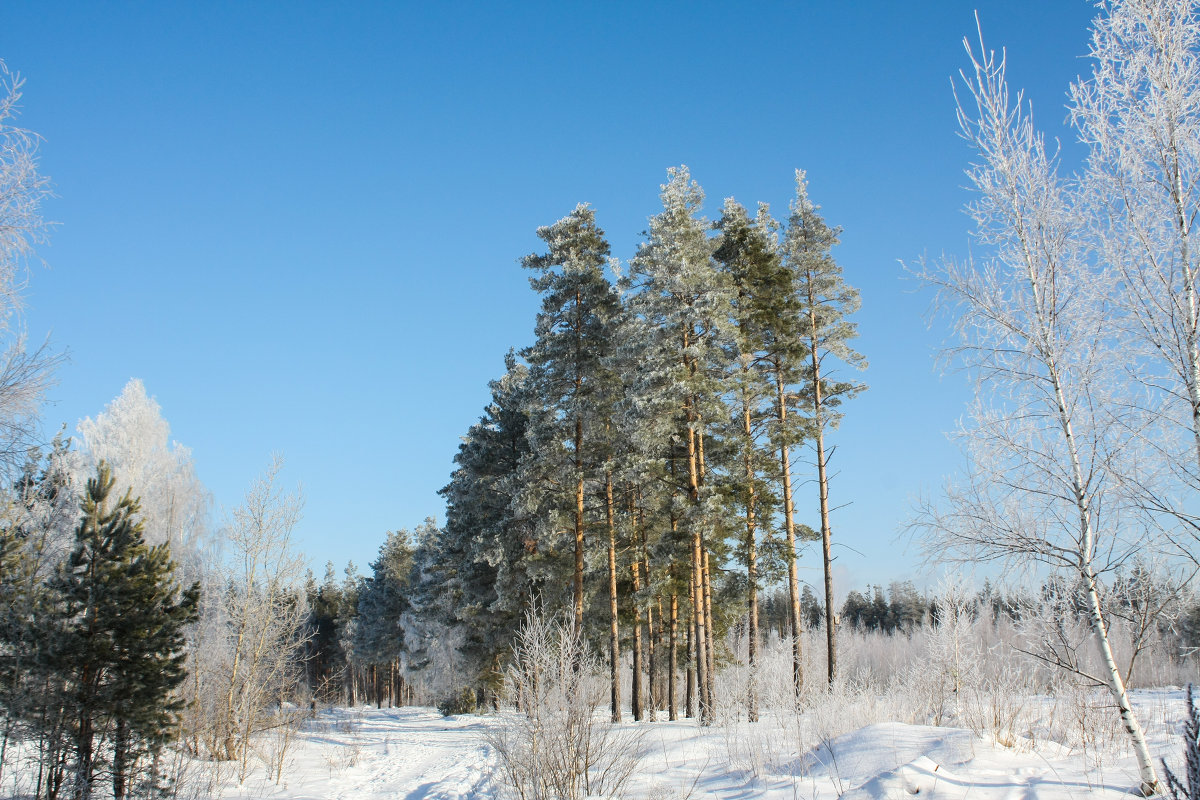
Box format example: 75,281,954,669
3,1,1097,591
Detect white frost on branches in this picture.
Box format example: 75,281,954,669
77,379,210,562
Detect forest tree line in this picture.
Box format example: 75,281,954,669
9,0,1200,795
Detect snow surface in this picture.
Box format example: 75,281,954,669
209,689,1189,800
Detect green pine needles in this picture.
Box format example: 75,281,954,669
5,462,199,800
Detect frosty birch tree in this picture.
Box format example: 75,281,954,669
1071,0,1200,557
916,35,1162,794
77,379,210,567
0,61,59,475
212,456,307,779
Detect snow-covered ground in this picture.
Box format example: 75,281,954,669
211,689,1191,800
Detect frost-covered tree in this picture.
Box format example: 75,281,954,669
77,380,209,568
303,562,357,704
1071,0,1200,557
401,521,467,699
621,166,733,723
785,171,866,685
0,61,59,475
916,33,1161,794
0,440,78,794
354,529,415,707
209,456,307,779
1162,684,1200,800
518,204,625,719
602,319,684,721
431,354,539,698
713,198,782,719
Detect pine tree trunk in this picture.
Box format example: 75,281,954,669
685,408,711,723
696,430,717,710
572,286,587,640
742,402,761,722
112,719,128,800
574,416,585,638
691,575,700,719
630,491,644,721
646,593,658,718
72,714,93,800
690,531,710,723
669,594,679,721
775,365,804,700
639,505,658,719
631,559,644,721
702,548,716,707
808,313,837,686
605,473,621,722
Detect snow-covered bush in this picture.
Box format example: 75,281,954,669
486,612,644,800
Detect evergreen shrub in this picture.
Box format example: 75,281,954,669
437,687,477,717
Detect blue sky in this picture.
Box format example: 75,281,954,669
2,2,1097,591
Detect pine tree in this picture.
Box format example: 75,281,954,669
785,170,866,684
107,535,199,799
800,584,823,630
0,496,41,786
714,185,813,700
713,198,782,721
518,204,624,718
303,564,341,702
433,353,539,697
48,463,198,800
0,438,80,799
354,530,414,707
622,166,733,723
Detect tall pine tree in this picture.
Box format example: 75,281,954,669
714,198,782,720
785,170,866,685
519,204,624,718
622,167,733,724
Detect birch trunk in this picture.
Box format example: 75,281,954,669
1047,352,1160,794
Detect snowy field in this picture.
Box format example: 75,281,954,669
200,689,1190,800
